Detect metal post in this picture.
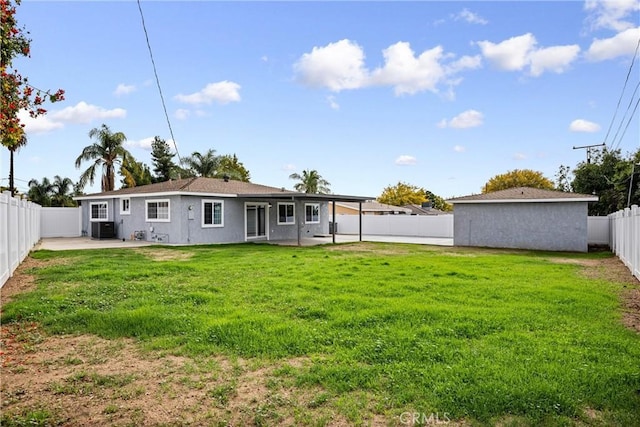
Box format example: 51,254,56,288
359,201,362,242
332,199,336,244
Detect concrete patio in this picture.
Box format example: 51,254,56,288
35,235,453,251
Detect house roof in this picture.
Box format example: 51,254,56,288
331,201,412,214
74,177,371,202
402,204,448,215
446,187,599,204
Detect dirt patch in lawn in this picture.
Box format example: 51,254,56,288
325,242,413,255
548,255,640,333
133,247,194,262
0,256,70,305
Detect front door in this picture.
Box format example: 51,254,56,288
245,203,268,240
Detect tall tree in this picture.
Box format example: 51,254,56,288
50,175,75,207
182,149,219,178
424,190,453,212
571,148,640,215
27,176,52,206
120,156,152,188
216,154,250,182
1,0,64,195
378,182,426,206
482,169,554,193
150,136,176,182
289,169,330,194
75,124,132,192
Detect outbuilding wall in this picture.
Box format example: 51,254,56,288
453,202,589,252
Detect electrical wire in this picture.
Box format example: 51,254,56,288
611,80,640,151
136,0,182,164
604,36,640,150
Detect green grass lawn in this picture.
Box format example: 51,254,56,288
2,242,639,425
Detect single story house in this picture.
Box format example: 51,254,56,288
402,203,447,216
74,177,369,245
446,187,598,252
329,201,411,215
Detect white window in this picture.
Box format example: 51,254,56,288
278,202,295,225
120,198,130,215
202,200,224,227
146,199,170,222
305,203,320,224
90,202,108,221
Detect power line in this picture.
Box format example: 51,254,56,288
136,0,182,164
604,36,640,150
611,80,640,152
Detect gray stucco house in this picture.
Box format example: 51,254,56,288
74,177,369,245
447,187,598,252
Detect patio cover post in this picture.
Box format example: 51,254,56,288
332,198,336,244
359,201,362,242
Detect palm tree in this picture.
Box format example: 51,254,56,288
51,175,75,207
7,132,28,196
27,177,53,206
289,169,331,194
181,149,220,178
75,124,132,192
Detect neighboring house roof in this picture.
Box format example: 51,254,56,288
74,177,370,202
331,201,412,214
446,187,598,204
403,204,447,215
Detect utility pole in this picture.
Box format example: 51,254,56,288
628,161,640,208
573,143,605,164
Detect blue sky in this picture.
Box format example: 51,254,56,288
2,0,639,198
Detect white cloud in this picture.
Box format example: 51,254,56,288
261,55,269,62
294,39,368,92
370,43,447,95
440,110,484,129
125,137,155,151
569,119,601,132
327,96,340,110
395,155,417,165
453,8,488,25
513,153,527,160
453,145,466,152
528,44,581,76
175,81,241,105
584,0,640,32
295,39,480,96
477,33,536,71
477,33,579,76
18,109,64,134
114,83,136,96
51,101,126,124
125,137,176,152
282,164,296,172
586,27,640,61
175,109,190,120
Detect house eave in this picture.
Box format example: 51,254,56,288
448,197,599,204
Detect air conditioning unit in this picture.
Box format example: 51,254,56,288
91,221,115,239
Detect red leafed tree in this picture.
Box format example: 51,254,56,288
1,0,64,195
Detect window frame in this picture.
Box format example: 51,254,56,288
145,199,171,222
277,202,295,225
305,203,320,224
201,199,224,228
89,201,108,222
120,198,131,215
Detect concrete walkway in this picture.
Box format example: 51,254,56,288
36,235,453,251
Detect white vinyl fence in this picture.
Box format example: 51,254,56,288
609,205,640,281
587,216,611,245
332,214,454,238
40,207,82,238
1,191,41,288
